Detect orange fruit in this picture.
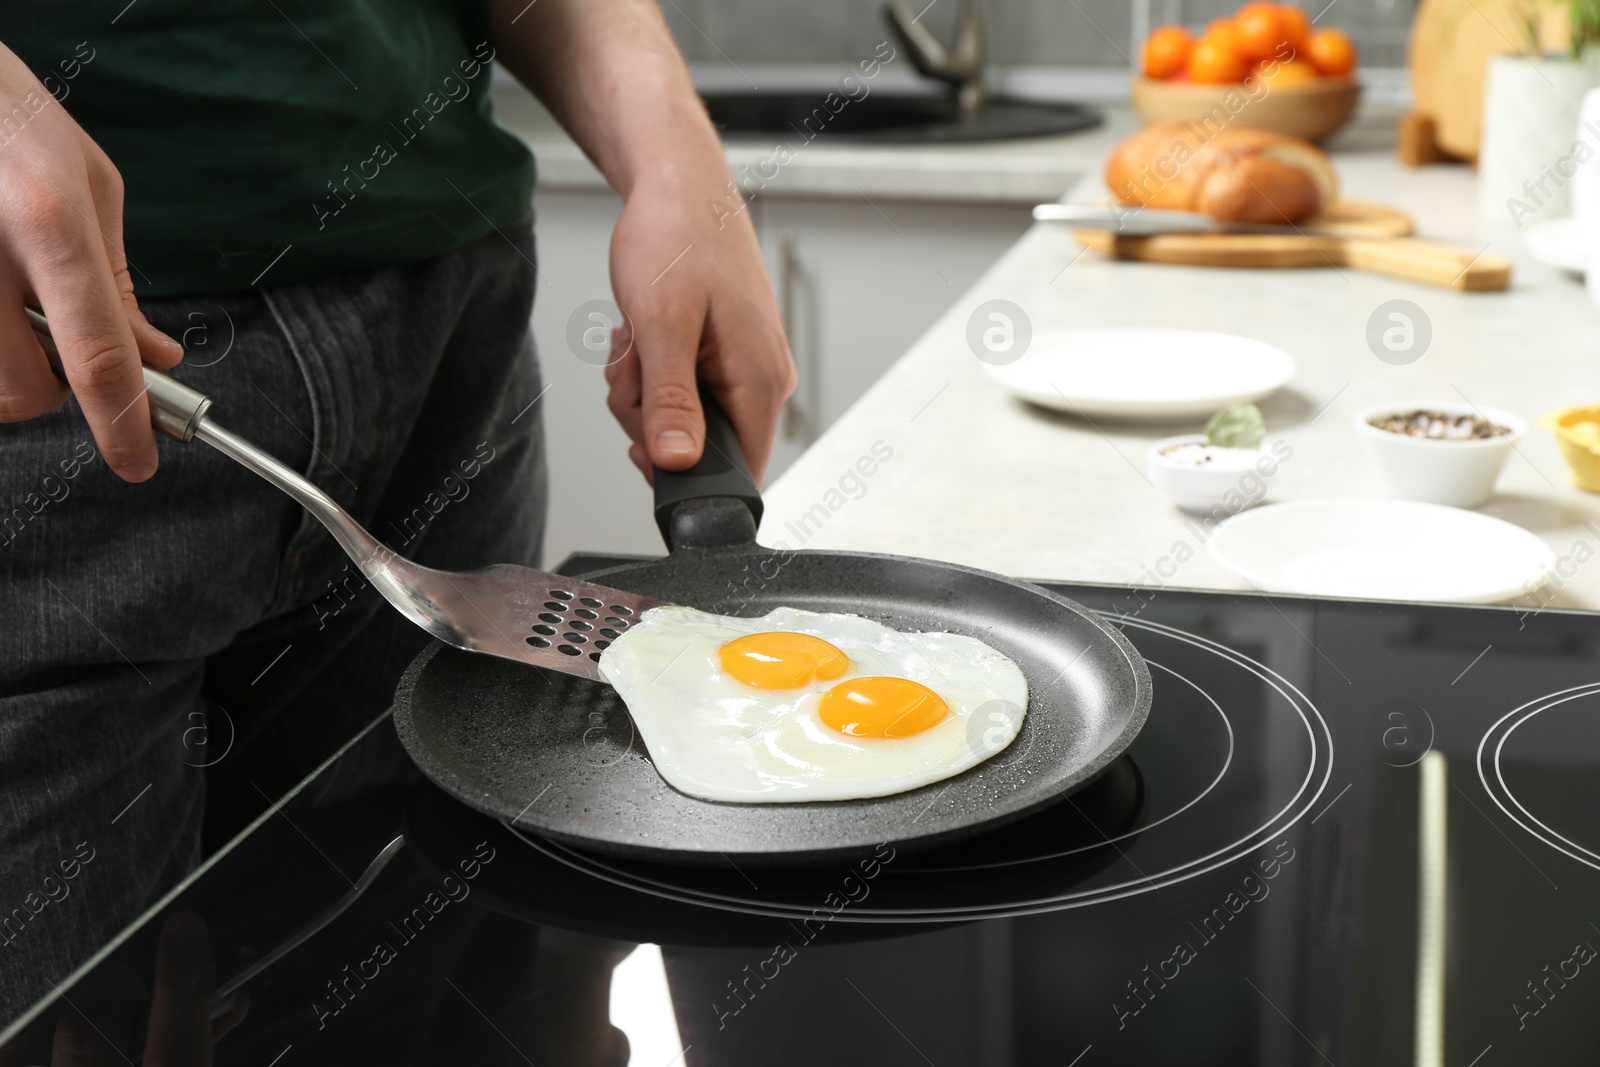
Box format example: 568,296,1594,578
1201,17,1242,51
1143,25,1194,79
1251,57,1320,87
1188,37,1249,83
1307,27,1358,76
1277,3,1313,53
1234,2,1293,62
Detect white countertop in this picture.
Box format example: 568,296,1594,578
759,113,1600,610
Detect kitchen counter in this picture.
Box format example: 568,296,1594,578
493,82,1103,204
758,110,1600,610
492,67,1405,204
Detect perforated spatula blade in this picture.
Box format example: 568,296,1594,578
351,557,669,680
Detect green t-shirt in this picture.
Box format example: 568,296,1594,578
5,1,536,297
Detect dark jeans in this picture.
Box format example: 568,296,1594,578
0,222,547,1024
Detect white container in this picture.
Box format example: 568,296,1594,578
1147,434,1280,513
1355,403,1525,508
1573,87,1600,303
1479,54,1600,227
1571,86,1600,227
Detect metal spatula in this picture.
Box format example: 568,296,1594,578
28,309,707,681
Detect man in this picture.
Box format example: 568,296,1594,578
0,0,793,1020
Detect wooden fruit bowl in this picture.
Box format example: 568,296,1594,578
1130,76,1362,143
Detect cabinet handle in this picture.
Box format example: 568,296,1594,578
779,232,815,443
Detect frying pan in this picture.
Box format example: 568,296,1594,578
392,399,1151,866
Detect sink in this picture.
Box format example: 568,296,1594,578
700,89,1101,144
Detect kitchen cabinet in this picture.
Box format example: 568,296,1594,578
530,186,1034,566
526,187,637,569
756,196,1034,455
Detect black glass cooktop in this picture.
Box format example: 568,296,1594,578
4,557,1599,1066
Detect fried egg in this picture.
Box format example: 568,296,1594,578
596,605,1029,803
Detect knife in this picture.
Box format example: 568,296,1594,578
1032,203,1329,236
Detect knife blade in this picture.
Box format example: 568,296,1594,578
1032,203,1322,236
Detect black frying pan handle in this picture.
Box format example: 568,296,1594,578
653,390,764,550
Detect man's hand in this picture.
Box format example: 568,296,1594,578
0,44,181,481
491,0,795,485
603,177,794,484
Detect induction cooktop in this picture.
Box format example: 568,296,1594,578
2,558,1597,1066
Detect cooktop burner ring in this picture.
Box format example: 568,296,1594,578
505,616,1334,921
1477,680,1600,873
900,658,1233,873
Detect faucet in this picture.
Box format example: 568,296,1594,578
884,0,985,118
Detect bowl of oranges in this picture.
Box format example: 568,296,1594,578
1134,2,1360,143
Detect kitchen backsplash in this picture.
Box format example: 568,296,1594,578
661,0,1417,70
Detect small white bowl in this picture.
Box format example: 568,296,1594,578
1147,434,1282,513
1355,403,1525,508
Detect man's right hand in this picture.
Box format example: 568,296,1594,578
0,43,182,481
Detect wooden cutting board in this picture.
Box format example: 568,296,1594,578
1406,0,1569,162
1073,200,1512,291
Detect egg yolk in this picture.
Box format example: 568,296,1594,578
719,632,850,689
819,677,949,738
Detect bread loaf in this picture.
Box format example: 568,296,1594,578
1104,121,1339,224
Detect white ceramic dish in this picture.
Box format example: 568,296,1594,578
1147,434,1279,513
984,328,1296,422
1522,215,1586,274
1355,402,1525,508
1207,498,1555,604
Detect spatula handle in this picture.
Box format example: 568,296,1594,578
27,306,214,440
1339,238,1512,292
28,307,387,568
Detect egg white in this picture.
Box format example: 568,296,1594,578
595,605,1029,803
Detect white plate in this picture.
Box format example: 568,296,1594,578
1207,498,1555,605
984,328,1296,422
1522,215,1587,274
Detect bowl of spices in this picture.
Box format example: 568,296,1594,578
1356,403,1523,508
1149,403,1288,513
